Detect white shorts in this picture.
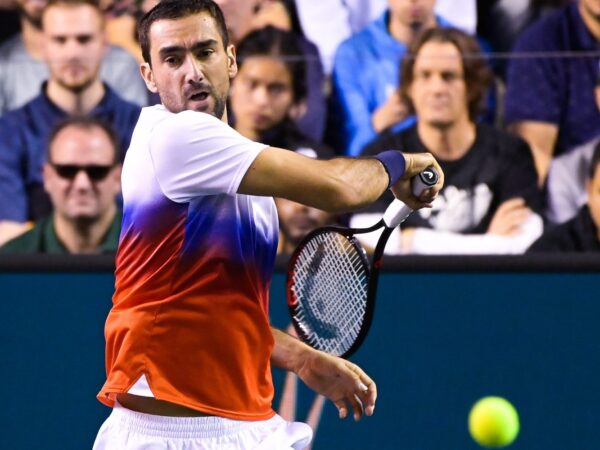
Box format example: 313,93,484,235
93,403,313,450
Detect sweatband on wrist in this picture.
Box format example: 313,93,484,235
373,150,406,188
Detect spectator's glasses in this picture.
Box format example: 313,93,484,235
50,163,114,181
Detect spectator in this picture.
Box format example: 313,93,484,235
545,71,600,224
477,0,569,78
0,117,122,253
546,137,599,225
504,0,600,184
359,27,543,254
214,0,327,142
0,0,147,113
276,198,339,255
230,26,333,158
0,0,140,245
330,0,453,156
295,0,476,75
230,26,338,255
528,143,600,252
103,0,158,64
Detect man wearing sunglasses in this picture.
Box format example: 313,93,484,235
0,116,122,254
0,0,140,246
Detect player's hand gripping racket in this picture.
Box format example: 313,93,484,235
286,167,439,358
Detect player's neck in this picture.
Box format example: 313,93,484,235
20,18,44,60
388,13,436,45
53,205,116,254
417,117,476,161
46,78,105,115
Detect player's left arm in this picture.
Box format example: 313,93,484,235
270,327,377,421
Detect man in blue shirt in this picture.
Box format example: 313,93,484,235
0,0,140,245
505,0,600,184
330,0,452,156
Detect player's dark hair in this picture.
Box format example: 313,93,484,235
47,116,120,164
591,141,600,179
138,0,228,66
235,25,307,103
399,27,493,121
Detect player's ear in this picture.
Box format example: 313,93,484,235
140,62,158,93
227,44,238,79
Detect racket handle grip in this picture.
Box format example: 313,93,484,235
382,167,439,228
383,199,412,228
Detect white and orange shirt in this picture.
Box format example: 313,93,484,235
98,105,279,420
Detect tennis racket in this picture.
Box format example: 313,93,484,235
286,168,439,358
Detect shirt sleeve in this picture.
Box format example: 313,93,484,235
330,40,377,156
0,121,27,221
504,26,562,125
148,110,267,203
410,213,544,254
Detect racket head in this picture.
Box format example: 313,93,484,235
286,227,373,357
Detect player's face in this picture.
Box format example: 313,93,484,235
587,164,600,233
408,41,468,129
16,0,48,28
141,12,237,118
276,198,336,252
42,4,106,93
44,126,121,222
389,0,436,28
230,56,295,136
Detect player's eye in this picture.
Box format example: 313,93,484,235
164,56,180,66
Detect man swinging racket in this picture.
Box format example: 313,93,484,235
93,1,444,448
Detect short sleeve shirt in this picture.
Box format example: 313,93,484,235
504,3,600,155
99,105,279,420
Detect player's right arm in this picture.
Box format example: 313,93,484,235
238,147,443,213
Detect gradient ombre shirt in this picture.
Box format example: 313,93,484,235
98,105,278,420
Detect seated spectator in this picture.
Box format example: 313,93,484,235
0,117,122,253
528,143,600,252
546,79,600,224
230,26,338,254
504,0,600,183
0,0,140,245
215,0,327,143
546,137,599,224
230,26,333,158
276,198,339,255
0,0,147,113
330,0,454,156
358,27,543,254
295,0,475,75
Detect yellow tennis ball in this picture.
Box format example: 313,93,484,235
468,396,520,448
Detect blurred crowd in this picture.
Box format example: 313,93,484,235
0,0,598,255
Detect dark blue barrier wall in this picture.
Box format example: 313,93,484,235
1,255,599,449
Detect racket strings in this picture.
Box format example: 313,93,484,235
290,231,369,355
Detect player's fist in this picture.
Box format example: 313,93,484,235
391,152,444,210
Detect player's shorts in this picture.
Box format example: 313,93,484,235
92,402,313,450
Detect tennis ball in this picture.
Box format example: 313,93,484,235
468,396,519,448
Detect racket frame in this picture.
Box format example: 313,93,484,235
286,219,393,358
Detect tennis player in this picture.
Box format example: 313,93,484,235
93,0,444,448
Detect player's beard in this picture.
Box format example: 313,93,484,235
212,93,226,120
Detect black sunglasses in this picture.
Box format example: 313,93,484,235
50,163,114,181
